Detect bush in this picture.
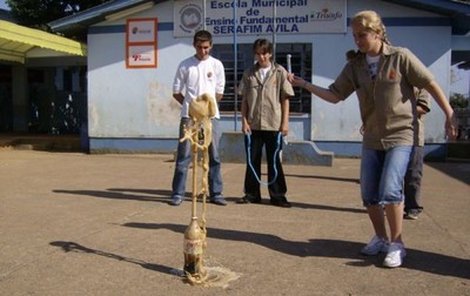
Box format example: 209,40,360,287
450,93,469,109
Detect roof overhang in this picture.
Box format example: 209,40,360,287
0,20,87,64
382,0,470,35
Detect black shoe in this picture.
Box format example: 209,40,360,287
404,209,420,220
238,196,261,204
270,199,291,208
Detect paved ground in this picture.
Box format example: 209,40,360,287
0,149,469,296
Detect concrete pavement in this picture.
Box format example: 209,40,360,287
0,149,469,295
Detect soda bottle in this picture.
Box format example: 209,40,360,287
183,217,205,276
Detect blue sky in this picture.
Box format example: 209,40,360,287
0,0,9,10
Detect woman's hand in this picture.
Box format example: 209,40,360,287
287,74,306,88
288,74,341,104
445,112,458,140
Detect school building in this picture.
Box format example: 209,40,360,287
4,0,470,160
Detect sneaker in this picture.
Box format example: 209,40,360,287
361,235,389,256
404,209,420,220
169,196,183,206
210,196,227,206
383,242,406,268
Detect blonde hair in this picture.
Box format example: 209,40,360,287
352,10,391,45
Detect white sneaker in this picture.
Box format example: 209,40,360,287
361,235,389,256
383,242,406,268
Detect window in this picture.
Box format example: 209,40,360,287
212,43,312,114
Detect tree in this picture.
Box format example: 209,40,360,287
6,0,108,31
450,93,469,109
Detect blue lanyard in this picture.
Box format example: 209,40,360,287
245,132,282,186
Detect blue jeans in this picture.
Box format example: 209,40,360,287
360,146,412,206
171,118,223,199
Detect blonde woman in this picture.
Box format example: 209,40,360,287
289,10,457,268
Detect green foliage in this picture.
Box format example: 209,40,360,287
5,0,108,30
450,93,469,109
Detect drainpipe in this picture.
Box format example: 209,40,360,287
272,2,276,62
203,0,206,30
233,2,238,131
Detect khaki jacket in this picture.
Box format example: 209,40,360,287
239,63,294,131
330,44,434,150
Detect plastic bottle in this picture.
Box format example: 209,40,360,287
183,217,205,276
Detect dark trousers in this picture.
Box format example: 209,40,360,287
404,146,424,211
244,130,287,201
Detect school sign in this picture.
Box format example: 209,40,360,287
173,0,346,37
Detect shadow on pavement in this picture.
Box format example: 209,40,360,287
50,241,179,276
52,188,190,204
53,188,366,214
122,222,470,279
107,188,190,198
284,173,360,184
224,197,367,213
426,161,470,185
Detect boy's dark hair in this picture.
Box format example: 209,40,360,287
193,30,213,45
253,38,273,54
